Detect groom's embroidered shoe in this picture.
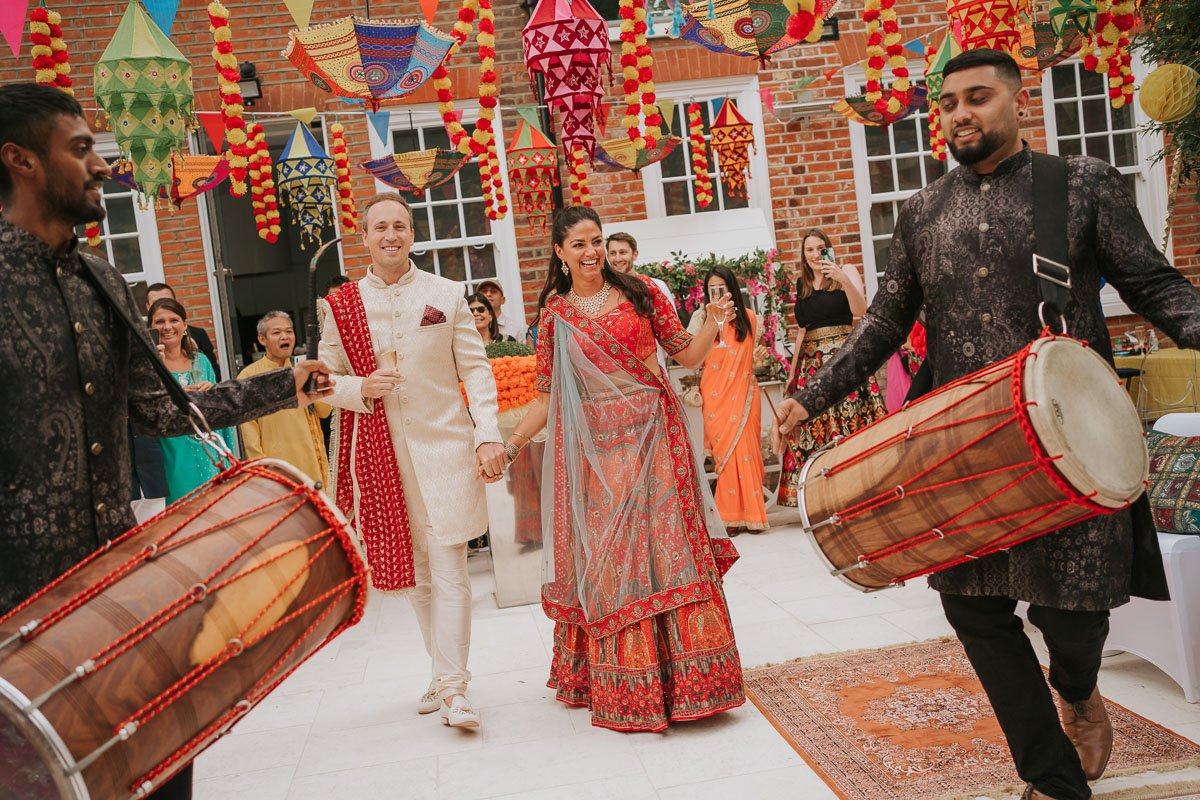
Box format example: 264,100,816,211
417,684,440,715
440,694,480,728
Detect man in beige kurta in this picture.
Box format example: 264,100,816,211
319,193,505,729
237,311,330,483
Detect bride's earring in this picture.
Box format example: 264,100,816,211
561,262,569,275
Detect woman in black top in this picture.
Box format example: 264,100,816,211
776,229,887,507
468,292,516,345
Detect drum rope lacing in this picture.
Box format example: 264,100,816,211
814,334,1130,583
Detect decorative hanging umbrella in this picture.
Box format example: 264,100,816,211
283,16,457,111
708,98,755,197
276,122,337,247
505,118,559,234
669,0,820,62
1048,0,1096,39
591,134,683,173
111,154,230,206
1010,18,1087,72
924,27,959,160
945,0,1027,53
361,149,471,194
521,0,611,159
93,1,194,201
834,85,929,126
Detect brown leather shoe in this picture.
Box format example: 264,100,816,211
1057,686,1113,780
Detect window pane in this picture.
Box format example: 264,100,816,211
392,129,418,153
1121,173,1137,198
1051,65,1077,98
412,249,434,273
104,192,138,236
468,245,496,280
873,239,891,274
459,161,483,199
438,248,466,281
1059,137,1082,156
664,181,692,217
1112,133,1137,168
1111,103,1134,131
865,125,890,157
110,236,144,275
413,206,432,242
432,203,462,239
868,159,895,193
1082,99,1108,133
661,140,687,178
423,125,451,152
429,179,459,204
1054,102,1080,136
463,200,489,237
1085,135,1109,160
895,156,923,191
892,120,919,154
870,202,896,237
1079,68,1104,97
720,183,749,210
925,156,948,182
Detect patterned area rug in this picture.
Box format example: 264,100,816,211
745,639,1200,800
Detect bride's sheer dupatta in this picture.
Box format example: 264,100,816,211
540,299,738,638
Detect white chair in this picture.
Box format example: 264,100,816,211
1105,412,1200,702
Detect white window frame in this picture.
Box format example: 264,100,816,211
1041,54,1169,318
368,103,522,322
846,64,948,298
91,137,165,290
639,75,774,224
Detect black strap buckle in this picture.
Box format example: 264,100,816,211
1033,253,1071,334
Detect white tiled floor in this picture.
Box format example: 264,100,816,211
194,515,1200,800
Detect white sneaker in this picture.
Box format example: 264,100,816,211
417,684,440,715
440,694,480,728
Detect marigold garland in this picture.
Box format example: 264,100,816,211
687,103,714,209
328,122,357,232
254,126,282,243
618,0,663,151
207,2,249,197
29,6,73,93
1085,0,1137,109
863,0,910,116
460,355,538,412
784,0,826,42
925,45,947,161
568,144,591,206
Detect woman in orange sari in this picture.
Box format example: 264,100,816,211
499,206,744,732
688,266,768,534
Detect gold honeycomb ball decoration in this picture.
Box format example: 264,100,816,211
1139,63,1200,124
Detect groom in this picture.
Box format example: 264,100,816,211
319,192,505,728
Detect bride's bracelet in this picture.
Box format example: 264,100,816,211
503,441,521,463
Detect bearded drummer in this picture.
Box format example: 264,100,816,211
774,49,1200,800
0,83,334,799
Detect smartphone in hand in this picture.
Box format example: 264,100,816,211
148,328,160,346
820,246,836,263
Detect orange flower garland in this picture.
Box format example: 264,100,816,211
460,355,538,412
784,0,826,42
687,103,714,209
618,0,662,151
1085,0,1137,109
435,0,480,154
254,126,282,243
29,6,73,93
329,122,357,232
475,0,507,220
247,124,272,243
207,2,249,197
863,0,910,116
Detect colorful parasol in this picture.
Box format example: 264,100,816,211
709,98,754,197
1048,0,1096,39
945,0,1028,52
834,84,929,126
505,118,559,234
591,134,683,173
93,1,194,201
111,154,230,206
670,0,816,62
276,122,337,247
521,0,612,159
283,16,457,111
1010,18,1087,72
360,149,471,194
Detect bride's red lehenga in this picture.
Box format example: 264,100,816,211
535,281,745,732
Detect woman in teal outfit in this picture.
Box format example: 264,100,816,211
149,298,235,503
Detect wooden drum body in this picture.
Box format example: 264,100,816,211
0,460,369,800
798,337,1148,592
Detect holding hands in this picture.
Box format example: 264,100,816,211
476,442,507,483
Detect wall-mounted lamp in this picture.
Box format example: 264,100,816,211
238,62,262,106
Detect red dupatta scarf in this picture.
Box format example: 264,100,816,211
326,283,415,591
540,296,738,639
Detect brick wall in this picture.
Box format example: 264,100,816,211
2,1,1194,353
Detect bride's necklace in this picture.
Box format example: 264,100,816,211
568,281,611,316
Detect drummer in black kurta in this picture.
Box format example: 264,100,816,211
775,50,1200,800
0,84,333,799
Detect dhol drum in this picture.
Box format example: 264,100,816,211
798,336,1148,592
0,459,369,800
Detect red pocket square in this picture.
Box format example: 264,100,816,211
420,305,447,326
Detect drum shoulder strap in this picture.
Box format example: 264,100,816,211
1031,152,1071,325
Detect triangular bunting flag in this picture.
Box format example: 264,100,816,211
197,112,226,152
659,99,676,131
288,107,319,125
759,87,775,117
367,109,392,147
142,0,181,37
904,35,929,55
0,1,28,58
597,102,610,135
283,0,315,29
418,0,439,25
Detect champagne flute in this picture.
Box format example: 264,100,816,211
710,286,729,349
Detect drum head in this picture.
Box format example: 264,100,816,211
1024,338,1148,508
0,679,87,799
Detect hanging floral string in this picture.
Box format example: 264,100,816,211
1086,0,1137,109
568,144,591,206
618,0,662,151
328,122,357,232
925,45,947,161
434,0,481,154
207,2,250,197
475,0,506,220
687,103,713,209
247,123,279,243
862,0,910,116
784,0,826,42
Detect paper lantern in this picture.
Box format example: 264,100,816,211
93,1,194,201
709,99,755,198
506,119,559,234
276,122,337,247
361,149,471,194
1048,0,1096,39
283,16,456,111
946,0,1026,52
522,0,611,159
1139,64,1200,124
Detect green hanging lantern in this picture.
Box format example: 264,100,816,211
93,2,194,201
